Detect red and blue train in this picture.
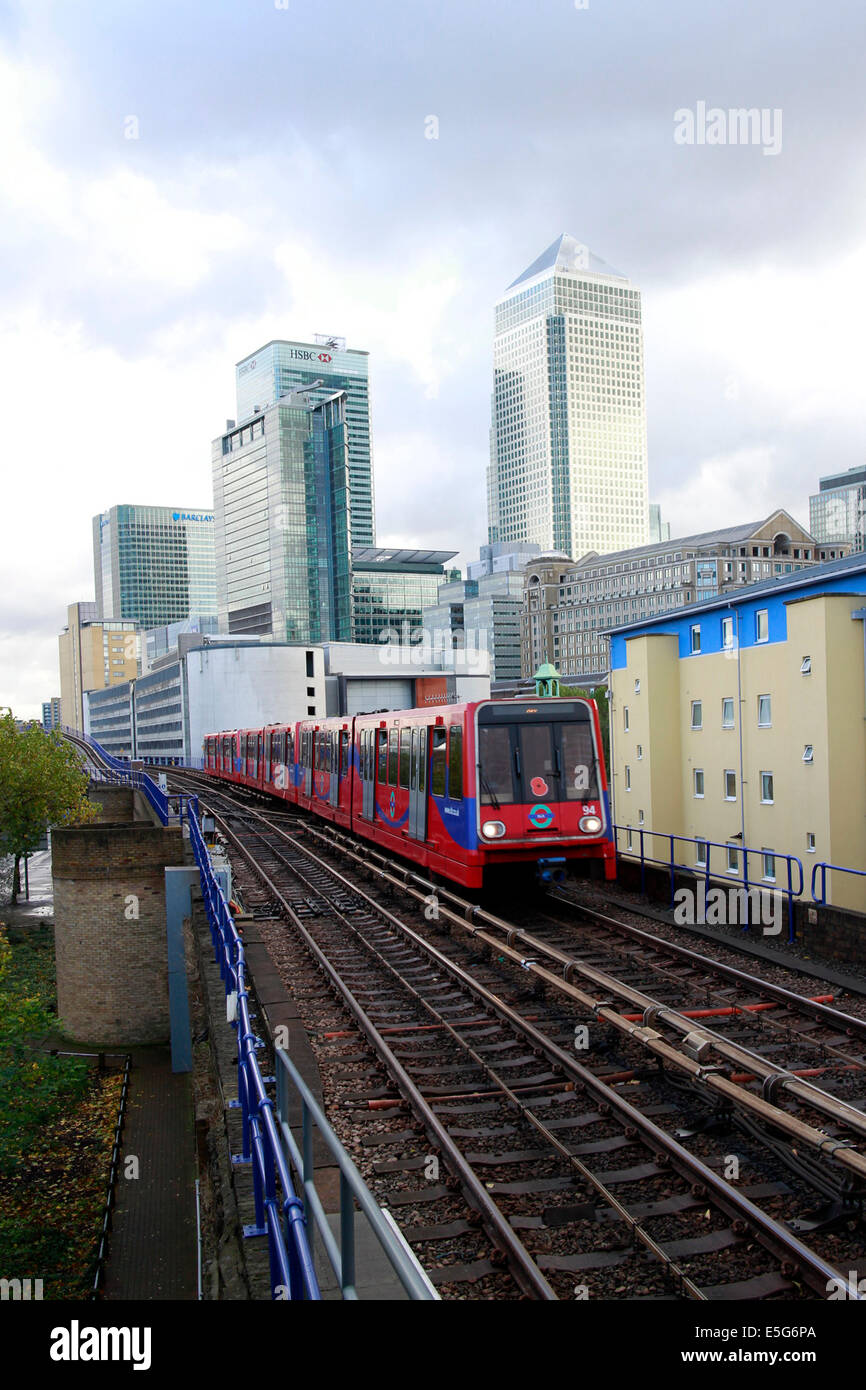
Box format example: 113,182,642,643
203,697,615,891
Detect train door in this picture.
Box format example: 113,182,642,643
304,730,313,797
329,730,339,807
408,725,428,840
361,728,375,820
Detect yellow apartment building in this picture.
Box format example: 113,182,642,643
608,554,866,912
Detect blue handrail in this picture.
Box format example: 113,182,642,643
811,861,866,908
64,727,320,1300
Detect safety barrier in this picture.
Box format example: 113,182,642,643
614,824,803,943
274,1049,438,1300
810,861,866,908
63,727,321,1300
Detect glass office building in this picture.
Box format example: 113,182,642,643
93,505,217,629
489,233,649,559
810,466,866,555
235,339,375,549
351,549,457,645
213,390,353,643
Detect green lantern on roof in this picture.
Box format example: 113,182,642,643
534,664,561,698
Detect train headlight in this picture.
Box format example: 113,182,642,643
481,820,506,839
579,814,603,835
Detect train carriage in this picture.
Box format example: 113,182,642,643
204,695,615,892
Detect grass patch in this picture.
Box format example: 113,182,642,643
0,922,124,1297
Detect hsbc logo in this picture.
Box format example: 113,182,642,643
318,352,331,362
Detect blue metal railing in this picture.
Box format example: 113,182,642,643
614,823,804,943
811,861,866,909
188,812,320,1300
64,726,321,1300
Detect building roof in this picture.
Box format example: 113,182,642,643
351,547,457,569
564,511,811,571
605,550,866,637
507,234,625,291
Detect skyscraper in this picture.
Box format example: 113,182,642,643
212,388,353,643
488,234,650,558
809,465,866,555
93,505,217,629
235,338,375,548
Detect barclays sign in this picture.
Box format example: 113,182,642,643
172,512,214,523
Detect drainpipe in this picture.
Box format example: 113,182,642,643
733,603,747,851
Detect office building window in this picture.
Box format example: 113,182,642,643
691,700,702,730
724,770,736,800
722,697,734,728
694,768,705,797
760,771,774,803
757,695,771,727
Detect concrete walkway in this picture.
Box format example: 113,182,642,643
102,1047,199,1301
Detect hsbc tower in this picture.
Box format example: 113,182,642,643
235,339,375,549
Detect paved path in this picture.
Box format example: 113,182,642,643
102,1047,198,1301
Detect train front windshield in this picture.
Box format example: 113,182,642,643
478,701,600,806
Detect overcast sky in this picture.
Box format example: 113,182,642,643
1,0,864,717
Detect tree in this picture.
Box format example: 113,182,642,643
561,684,610,769
0,712,96,903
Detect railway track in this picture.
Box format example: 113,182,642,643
169,769,866,1301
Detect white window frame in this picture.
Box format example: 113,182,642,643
623,705,630,731
756,609,769,643
695,839,708,868
721,616,734,649
691,700,703,730
757,694,771,727
634,678,641,694
800,655,811,675
724,770,736,801
625,765,631,791
806,832,816,853
693,768,705,798
726,844,739,874
721,697,735,729
802,744,814,763
762,849,776,882
690,624,701,653
760,771,774,804
636,744,643,760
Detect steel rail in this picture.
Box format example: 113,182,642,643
289,816,866,1163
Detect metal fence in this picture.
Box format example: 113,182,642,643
614,824,804,942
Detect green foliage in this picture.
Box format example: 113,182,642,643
0,711,96,902
562,684,611,769
0,924,89,1172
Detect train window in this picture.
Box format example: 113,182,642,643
388,729,398,785
560,723,598,799
377,729,387,782
399,729,410,788
519,724,555,783
448,727,463,800
478,726,515,804
286,731,294,767
430,727,447,797
340,731,349,775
